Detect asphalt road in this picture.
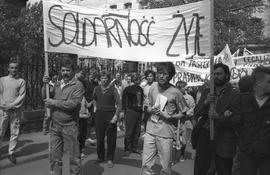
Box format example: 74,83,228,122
0,131,195,175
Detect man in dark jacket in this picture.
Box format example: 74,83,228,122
232,66,270,175
193,63,239,175
121,73,144,156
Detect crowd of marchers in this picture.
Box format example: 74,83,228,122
0,56,270,175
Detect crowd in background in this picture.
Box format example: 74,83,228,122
63,66,199,163
1,57,270,175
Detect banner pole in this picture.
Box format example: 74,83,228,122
44,52,51,118
209,0,215,140
43,3,51,118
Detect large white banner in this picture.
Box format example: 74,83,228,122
43,0,211,62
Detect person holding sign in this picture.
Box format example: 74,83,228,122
193,63,239,175
42,57,84,175
140,62,185,175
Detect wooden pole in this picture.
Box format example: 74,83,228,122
209,0,215,140
43,2,50,118
44,53,50,117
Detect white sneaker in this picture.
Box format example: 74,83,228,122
180,156,185,162
86,138,96,145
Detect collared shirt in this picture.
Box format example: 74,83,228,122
49,80,56,87
60,79,72,89
255,96,269,108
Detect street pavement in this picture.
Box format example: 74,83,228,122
0,131,195,175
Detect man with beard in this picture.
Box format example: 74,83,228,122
0,58,26,164
193,63,239,175
140,62,186,175
42,57,84,175
121,73,144,156
231,67,270,175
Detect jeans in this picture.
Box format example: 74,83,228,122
49,121,81,175
0,109,20,155
43,113,51,134
141,133,173,175
124,109,142,152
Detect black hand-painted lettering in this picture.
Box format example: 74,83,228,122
146,19,155,45
63,12,77,45
48,5,64,47
83,18,95,47
167,14,184,57
104,17,122,48
193,13,205,56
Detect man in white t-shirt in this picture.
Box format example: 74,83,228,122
140,62,186,175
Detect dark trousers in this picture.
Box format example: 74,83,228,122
232,147,240,175
181,144,186,157
124,109,142,152
143,108,149,131
240,152,270,175
194,128,234,175
95,110,117,161
194,128,214,175
215,154,233,175
79,118,88,153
